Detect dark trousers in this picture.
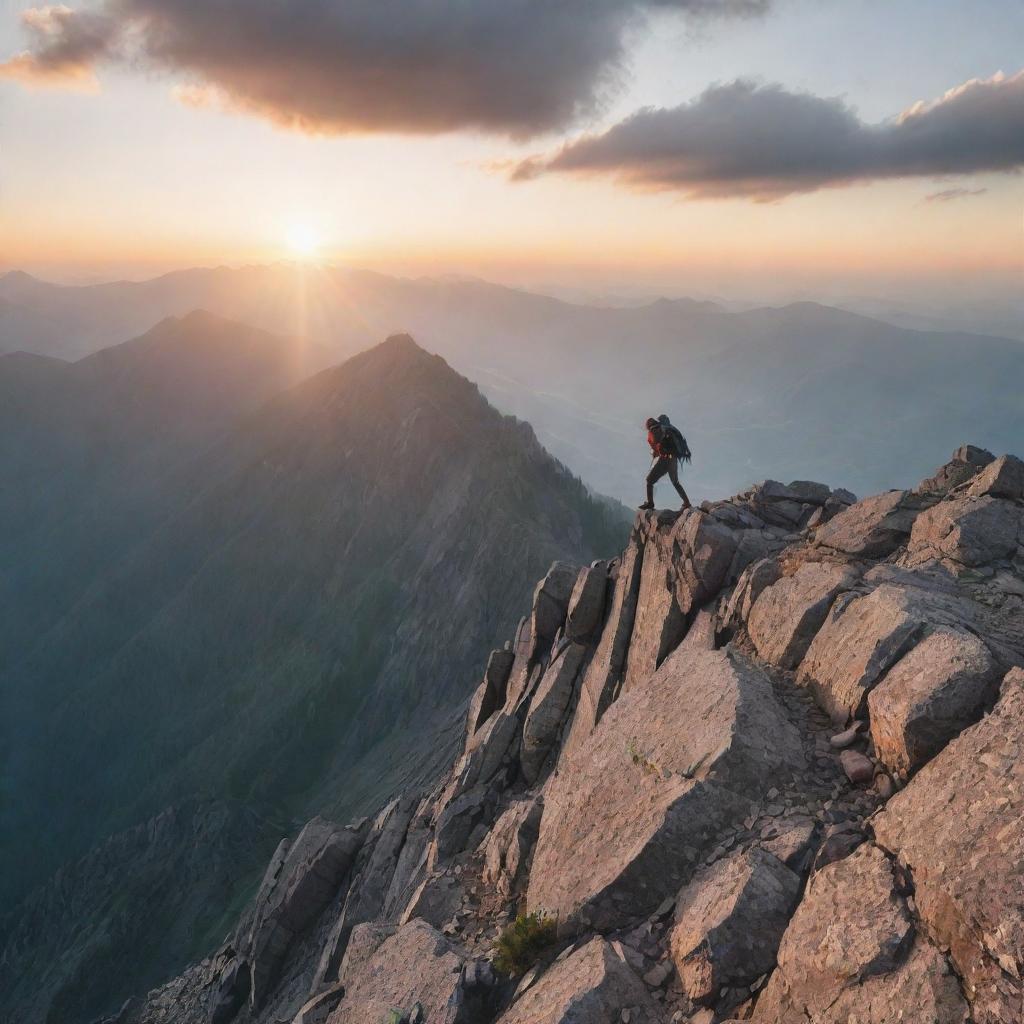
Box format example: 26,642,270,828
646,456,687,505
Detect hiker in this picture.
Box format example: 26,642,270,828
639,414,692,511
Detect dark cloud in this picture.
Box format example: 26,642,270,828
0,0,768,135
924,187,988,202
513,72,1024,198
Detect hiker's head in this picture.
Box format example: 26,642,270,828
645,417,658,430
657,414,671,426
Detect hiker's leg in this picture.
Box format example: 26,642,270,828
668,458,691,507
646,457,668,505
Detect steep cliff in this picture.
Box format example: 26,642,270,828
27,445,1024,1024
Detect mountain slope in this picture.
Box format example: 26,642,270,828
0,311,327,673
4,266,1023,504
1,335,626,925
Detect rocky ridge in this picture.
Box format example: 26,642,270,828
110,444,1024,1024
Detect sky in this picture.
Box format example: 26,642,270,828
1,0,1022,307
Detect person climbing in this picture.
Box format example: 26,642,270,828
639,414,692,511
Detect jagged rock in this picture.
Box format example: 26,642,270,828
459,709,520,791
873,669,1024,1021
521,642,588,784
434,786,495,862
748,563,859,670
481,796,544,900
815,489,926,558
787,481,833,505
292,982,345,1024
399,870,464,930
531,562,580,649
312,798,415,991
622,521,686,694
669,847,800,1004
868,627,1000,777
467,650,515,737
565,563,608,640
839,749,874,784
562,533,645,754
528,648,804,932
811,824,865,872
337,921,396,986
905,494,1022,568
797,584,925,721
753,844,967,1023
210,956,249,1024
680,608,716,651
915,445,995,496
966,453,1024,500
722,558,781,632
494,937,661,1024
673,509,740,615
246,816,366,1009
761,821,817,871
383,796,435,919
329,920,475,1024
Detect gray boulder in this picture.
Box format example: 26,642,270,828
561,535,645,756
494,937,661,1024
966,453,1024,500
564,563,608,641
312,798,415,991
748,562,859,670
815,490,925,558
906,495,1021,568
670,847,800,1004
481,796,544,901
329,920,473,1024
868,627,1000,777
797,584,925,721
521,642,588,785
673,509,740,615
245,816,366,1008
873,669,1024,1021
787,480,833,505
467,649,515,737
528,648,804,932
915,445,995,496
621,520,686,694
722,557,781,633
530,562,580,649
753,844,967,1024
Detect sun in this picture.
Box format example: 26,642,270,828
284,222,320,259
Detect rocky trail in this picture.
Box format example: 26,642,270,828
107,445,1024,1024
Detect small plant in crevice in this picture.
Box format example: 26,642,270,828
493,911,558,976
627,737,659,776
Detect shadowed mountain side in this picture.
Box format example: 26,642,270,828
1,334,627,917
0,311,328,674
0,802,281,1024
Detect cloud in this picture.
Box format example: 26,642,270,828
924,187,988,202
0,5,114,87
0,0,768,136
513,71,1024,199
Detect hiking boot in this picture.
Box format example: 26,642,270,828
638,501,654,511
680,500,692,511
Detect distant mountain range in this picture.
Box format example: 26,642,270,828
3,264,1022,505
0,323,626,1022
